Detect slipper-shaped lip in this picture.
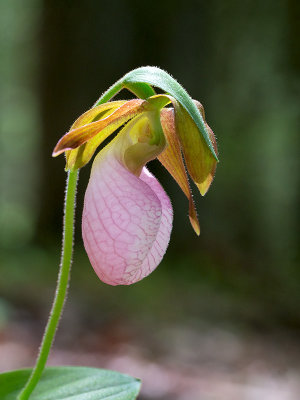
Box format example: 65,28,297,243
82,145,173,285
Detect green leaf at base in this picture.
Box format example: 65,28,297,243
0,366,141,400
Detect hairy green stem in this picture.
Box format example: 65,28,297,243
17,170,79,400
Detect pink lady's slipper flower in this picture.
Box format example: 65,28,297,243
53,67,218,285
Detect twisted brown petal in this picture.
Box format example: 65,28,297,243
158,108,200,235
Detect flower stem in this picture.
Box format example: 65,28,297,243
17,169,79,400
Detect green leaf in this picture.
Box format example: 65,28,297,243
0,367,141,400
95,66,218,161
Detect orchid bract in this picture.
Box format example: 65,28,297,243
53,66,218,285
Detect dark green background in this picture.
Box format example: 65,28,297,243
0,0,299,388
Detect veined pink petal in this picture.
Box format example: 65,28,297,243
82,146,173,285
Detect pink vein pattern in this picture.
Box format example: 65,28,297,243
82,148,173,285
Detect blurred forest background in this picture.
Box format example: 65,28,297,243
0,0,299,399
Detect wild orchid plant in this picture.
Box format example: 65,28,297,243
0,67,218,400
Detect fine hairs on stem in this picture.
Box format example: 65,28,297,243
17,170,79,400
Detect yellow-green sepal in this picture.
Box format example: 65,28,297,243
172,99,218,195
